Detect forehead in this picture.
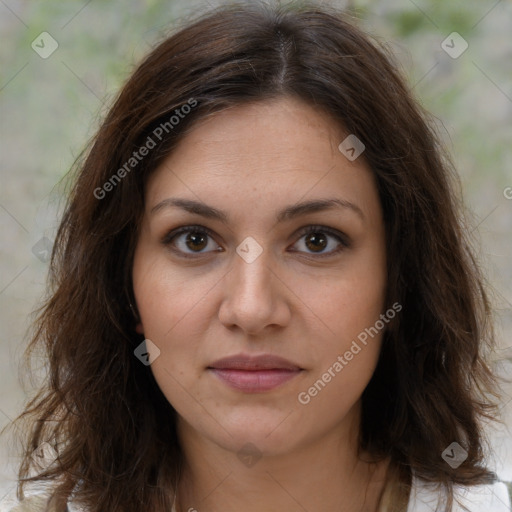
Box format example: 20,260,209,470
145,97,379,224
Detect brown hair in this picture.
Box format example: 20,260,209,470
10,1,499,510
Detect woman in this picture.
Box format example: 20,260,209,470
3,1,510,511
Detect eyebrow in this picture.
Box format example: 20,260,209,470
150,197,365,223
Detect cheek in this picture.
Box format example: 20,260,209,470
295,284,387,423
291,258,386,349
295,263,386,402
132,255,226,401
132,259,210,406
133,253,215,340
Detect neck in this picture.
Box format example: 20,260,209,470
174,405,390,512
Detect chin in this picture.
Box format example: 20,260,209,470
196,406,305,456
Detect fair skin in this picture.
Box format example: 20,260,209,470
132,97,389,512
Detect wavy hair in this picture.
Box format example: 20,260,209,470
10,1,499,511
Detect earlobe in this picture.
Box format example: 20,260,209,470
135,322,144,335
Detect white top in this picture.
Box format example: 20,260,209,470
2,477,510,511
406,477,511,511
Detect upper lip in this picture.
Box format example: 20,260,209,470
208,354,302,371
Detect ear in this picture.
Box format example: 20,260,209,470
129,300,143,333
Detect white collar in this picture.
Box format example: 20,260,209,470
407,475,511,511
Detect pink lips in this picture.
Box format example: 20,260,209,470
208,354,303,393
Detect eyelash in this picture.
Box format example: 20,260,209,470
161,224,350,259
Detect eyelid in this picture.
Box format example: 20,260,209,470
295,224,350,247
161,224,218,246
161,224,350,258
160,224,223,259
289,224,350,259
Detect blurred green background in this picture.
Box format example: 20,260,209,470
1,0,511,504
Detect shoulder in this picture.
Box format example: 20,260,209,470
407,475,511,512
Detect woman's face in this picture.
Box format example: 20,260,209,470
132,97,387,457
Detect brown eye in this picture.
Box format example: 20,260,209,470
291,225,349,257
185,231,208,251
162,226,222,258
162,224,348,259
304,232,328,252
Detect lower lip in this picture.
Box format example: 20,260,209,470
209,368,301,392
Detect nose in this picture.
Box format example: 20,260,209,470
218,242,291,336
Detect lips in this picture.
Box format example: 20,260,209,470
208,354,303,392
209,354,302,371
